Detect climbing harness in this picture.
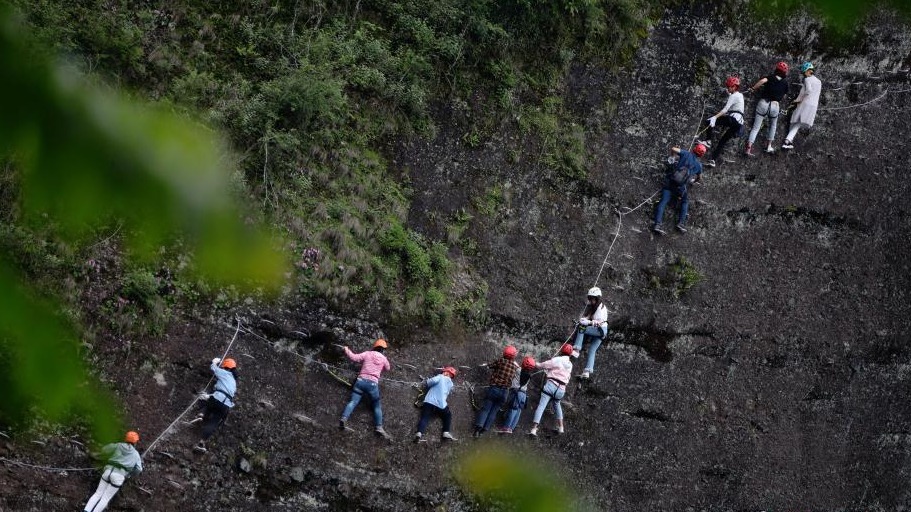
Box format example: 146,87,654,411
141,318,243,459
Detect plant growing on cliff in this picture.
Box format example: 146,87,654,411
0,9,286,440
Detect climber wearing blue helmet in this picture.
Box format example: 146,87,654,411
782,62,822,150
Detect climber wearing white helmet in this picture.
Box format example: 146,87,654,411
571,287,609,379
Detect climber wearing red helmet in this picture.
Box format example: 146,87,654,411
528,348,574,436
701,75,746,168
652,145,705,235
83,431,143,512
496,356,537,434
746,61,791,155
414,367,458,442
473,344,519,437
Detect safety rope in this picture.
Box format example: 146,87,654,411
141,318,242,459
0,456,95,472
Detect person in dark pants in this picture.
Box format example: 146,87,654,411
702,76,745,167
194,357,237,453
652,143,706,235
414,367,458,442
473,345,519,438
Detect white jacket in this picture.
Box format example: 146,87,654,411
791,75,822,127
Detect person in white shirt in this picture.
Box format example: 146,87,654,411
702,76,745,168
782,62,822,150
571,286,609,379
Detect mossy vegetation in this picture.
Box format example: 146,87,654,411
7,0,659,328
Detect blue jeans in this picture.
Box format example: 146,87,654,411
573,325,607,373
532,380,565,423
654,187,688,226
341,378,383,427
503,389,527,430
475,386,509,431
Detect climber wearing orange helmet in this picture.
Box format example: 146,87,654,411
83,431,142,512
497,356,536,434
746,61,790,155
701,75,745,168
414,367,458,443
473,344,519,438
193,357,238,453
653,145,705,235
528,346,574,437
339,338,392,438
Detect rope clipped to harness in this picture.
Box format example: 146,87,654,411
141,317,243,459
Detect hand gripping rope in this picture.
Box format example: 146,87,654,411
141,317,243,459
552,99,707,358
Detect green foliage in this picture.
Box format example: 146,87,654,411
752,0,911,33
669,256,703,298
456,447,587,511
0,7,287,440
474,185,506,217
519,98,588,180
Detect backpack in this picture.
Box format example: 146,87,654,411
670,165,689,186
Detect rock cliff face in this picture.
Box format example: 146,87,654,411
3,7,911,512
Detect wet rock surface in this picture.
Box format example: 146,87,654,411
3,7,911,512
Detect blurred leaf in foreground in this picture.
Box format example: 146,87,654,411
0,6,286,440
456,446,586,511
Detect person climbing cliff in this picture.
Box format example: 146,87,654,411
746,61,790,155
193,357,238,453
414,366,458,443
702,76,745,167
528,345,574,436
571,287,610,379
338,339,392,439
652,143,706,235
83,431,143,512
497,356,536,434
782,62,822,150
473,345,519,438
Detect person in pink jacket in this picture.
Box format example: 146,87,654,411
339,338,391,437
528,344,574,436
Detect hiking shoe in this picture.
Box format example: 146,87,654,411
781,140,794,150
192,441,207,453
652,223,667,235
375,426,391,439
414,432,425,443
745,143,755,156
765,144,775,154
675,223,688,233
705,159,716,168
441,432,457,442
570,349,580,359
339,419,347,431
580,371,591,380
556,426,565,434
472,428,482,439
496,427,513,434
528,427,538,437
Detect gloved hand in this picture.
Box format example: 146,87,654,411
708,116,717,128
212,357,221,365
579,318,591,326
198,392,211,401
